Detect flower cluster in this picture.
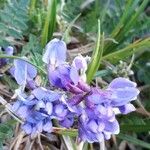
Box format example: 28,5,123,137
8,38,139,142
12,87,74,138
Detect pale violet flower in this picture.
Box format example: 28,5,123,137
42,38,67,67
10,58,37,87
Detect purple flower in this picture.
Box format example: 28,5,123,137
10,59,37,87
12,87,75,136
48,63,91,94
78,107,119,143
42,40,91,94
107,78,139,107
0,46,13,68
42,38,67,67
72,54,90,82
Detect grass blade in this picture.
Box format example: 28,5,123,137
102,38,150,63
117,133,150,149
62,13,81,42
41,0,57,47
86,20,104,83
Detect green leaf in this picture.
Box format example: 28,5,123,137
121,124,150,133
104,0,149,54
117,133,150,149
0,120,16,150
102,38,150,63
94,69,112,78
41,0,57,47
0,0,29,46
62,13,81,43
86,20,104,83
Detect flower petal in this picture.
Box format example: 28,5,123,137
42,38,67,66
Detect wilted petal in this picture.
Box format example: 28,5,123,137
68,94,83,106
42,38,67,66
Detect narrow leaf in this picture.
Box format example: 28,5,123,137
117,133,150,149
86,20,104,83
102,38,150,63
41,0,57,47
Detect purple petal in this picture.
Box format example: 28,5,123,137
97,122,105,132
104,120,120,134
17,106,29,119
87,120,98,133
108,77,137,89
11,101,21,111
36,121,43,132
70,66,79,85
5,46,14,55
48,69,64,88
22,123,32,134
87,94,106,104
32,87,60,102
96,105,107,115
42,38,67,66
27,63,37,79
54,104,68,119
119,103,136,114
96,133,104,142
14,59,27,85
43,121,52,132
110,88,139,106
59,116,74,128
36,100,45,109
103,131,111,140
31,127,38,138
45,102,53,115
